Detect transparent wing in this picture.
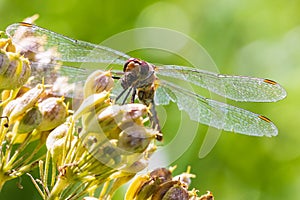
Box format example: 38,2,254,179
27,61,123,84
156,65,287,102
5,22,130,64
155,80,278,137
5,22,126,96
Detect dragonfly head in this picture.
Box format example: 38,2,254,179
123,58,144,72
124,58,155,77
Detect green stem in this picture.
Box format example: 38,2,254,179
3,132,32,171
47,176,70,200
0,171,13,191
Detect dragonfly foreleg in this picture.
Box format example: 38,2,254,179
115,87,129,103
121,87,133,105
111,75,120,80
130,88,137,103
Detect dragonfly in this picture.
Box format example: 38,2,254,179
5,22,287,140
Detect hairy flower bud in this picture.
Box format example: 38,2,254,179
46,123,72,165
117,126,156,153
0,50,10,74
37,97,68,131
3,84,45,123
93,104,148,139
73,91,111,122
0,38,16,53
17,106,42,133
84,70,114,98
0,51,31,90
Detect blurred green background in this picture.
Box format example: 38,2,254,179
0,0,299,199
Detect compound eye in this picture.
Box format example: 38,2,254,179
123,58,141,72
123,61,134,72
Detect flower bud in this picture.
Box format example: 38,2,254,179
84,138,122,169
5,40,16,53
17,106,42,133
46,123,72,165
73,91,111,121
122,159,150,174
84,70,114,98
117,126,156,153
3,84,45,123
0,50,10,75
0,38,8,49
0,38,16,52
120,142,157,174
80,102,158,177
93,104,148,139
2,99,19,118
0,51,31,90
37,97,68,131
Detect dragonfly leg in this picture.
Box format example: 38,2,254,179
115,87,129,103
115,86,136,104
121,87,133,105
112,75,120,80
149,102,163,141
130,88,136,103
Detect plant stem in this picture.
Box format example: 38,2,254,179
47,176,70,200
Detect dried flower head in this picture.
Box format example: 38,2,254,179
125,167,213,200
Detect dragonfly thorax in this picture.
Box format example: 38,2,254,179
121,58,157,91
